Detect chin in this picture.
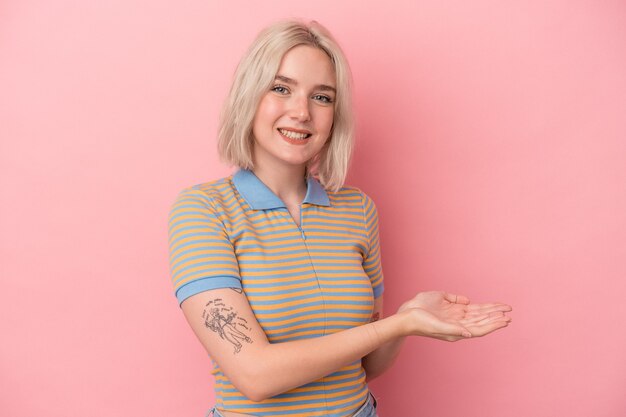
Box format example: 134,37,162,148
277,152,315,167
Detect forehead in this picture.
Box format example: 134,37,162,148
276,45,336,87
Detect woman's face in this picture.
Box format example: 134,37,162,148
251,45,336,171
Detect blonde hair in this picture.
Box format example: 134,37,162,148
217,20,354,192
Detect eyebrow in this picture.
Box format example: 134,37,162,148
275,75,337,93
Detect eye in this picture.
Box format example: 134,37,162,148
271,84,289,94
313,94,334,104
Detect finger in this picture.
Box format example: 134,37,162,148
476,312,510,326
467,303,512,314
460,313,491,325
444,292,470,305
463,312,510,325
463,311,511,326
467,302,511,310
465,310,508,321
467,320,510,337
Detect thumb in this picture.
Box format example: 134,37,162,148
444,292,470,305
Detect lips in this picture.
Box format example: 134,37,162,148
278,128,312,140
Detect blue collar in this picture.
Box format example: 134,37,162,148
232,169,330,210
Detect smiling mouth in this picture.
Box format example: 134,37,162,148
278,128,312,140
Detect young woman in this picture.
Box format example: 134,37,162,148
168,20,512,417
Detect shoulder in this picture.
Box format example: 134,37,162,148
327,185,377,210
169,177,240,222
181,176,233,197
173,176,236,206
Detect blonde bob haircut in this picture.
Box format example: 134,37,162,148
217,20,354,192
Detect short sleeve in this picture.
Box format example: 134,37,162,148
361,192,384,298
168,188,242,305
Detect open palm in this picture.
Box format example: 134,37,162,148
399,291,512,341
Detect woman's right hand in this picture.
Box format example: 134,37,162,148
397,291,512,342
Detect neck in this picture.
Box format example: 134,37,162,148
252,162,307,206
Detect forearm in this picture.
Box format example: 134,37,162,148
362,335,407,381
242,313,407,401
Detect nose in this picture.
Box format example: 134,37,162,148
289,95,311,122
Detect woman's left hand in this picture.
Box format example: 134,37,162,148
398,291,512,339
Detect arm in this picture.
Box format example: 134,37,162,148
181,287,406,402
181,287,512,402
362,296,405,381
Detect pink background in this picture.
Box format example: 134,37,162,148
2,1,625,416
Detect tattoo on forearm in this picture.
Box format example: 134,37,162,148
202,298,253,354
371,312,380,322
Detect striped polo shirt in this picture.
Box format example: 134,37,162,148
168,169,384,416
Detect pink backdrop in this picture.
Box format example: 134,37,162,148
2,1,625,416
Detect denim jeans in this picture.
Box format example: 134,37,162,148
208,393,378,417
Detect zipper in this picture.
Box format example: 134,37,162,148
298,205,306,240
295,205,326,334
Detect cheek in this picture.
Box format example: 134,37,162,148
319,109,335,135
255,97,282,127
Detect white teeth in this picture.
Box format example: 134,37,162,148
279,129,310,140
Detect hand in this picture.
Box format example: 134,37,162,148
398,291,512,342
